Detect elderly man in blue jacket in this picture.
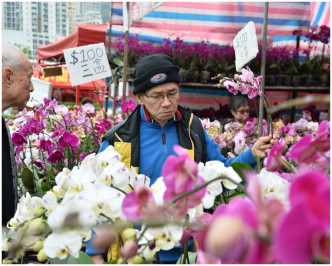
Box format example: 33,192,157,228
86,54,273,263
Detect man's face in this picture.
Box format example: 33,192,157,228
136,82,180,125
10,56,34,109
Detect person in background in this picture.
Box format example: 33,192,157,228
2,43,34,227
85,54,273,263
222,95,250,131
230,95,250,124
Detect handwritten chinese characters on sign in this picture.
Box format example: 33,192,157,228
233,21,259,72
63,43,112,86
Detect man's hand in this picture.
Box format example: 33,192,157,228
90,254,105,264
251,135,273,159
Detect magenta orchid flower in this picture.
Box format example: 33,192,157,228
274,167,330,263
11,132,27,146
33,159,46,171
263,138,286,172
162,145,206,218
121,100,137,114
47,150,65,163
38,139,55,155
224,80,239,95
27,118,43,135
50,123,65,139
121,183,155,221
58,131,79,149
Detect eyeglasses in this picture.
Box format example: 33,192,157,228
143,91,179,102
236,109,250,115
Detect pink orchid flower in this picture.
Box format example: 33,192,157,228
82,103,95,114
121,99,137,114
121,183,155,221
224,80,239,95
263,138,286,172
274,167,330,263
47,150,65,163
54,104,69,115
162,145,206,218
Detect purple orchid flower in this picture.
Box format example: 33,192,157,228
47,150,65,163
11,132,27,146
58,131,79,149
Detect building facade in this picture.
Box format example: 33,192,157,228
2,2,104,58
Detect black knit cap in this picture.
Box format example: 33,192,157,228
133,54,181,95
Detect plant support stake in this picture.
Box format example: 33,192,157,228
258,2,269,137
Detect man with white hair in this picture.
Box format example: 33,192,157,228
2,43,34,226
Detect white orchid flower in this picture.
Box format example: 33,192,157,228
9,192,44,227
100,160,131,189
254,168,290,208
43,232,82,259
150,177,166,206
42,191,58,215
79,185,125,222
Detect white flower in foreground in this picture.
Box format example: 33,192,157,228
198,161,223,209
100,160,131,189
198,161,242,208
138,224,183,261
47,195,97,239
150,177,166,206
250,168,290,208
79,185,125,222
306,121,319,132
234,131,247,154
9,192,44,227
42,191,58,215
43,232,82,259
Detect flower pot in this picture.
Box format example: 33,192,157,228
319,75,328,87
200,70,210,83
189,70,200,83
179,68,188,82
292,75,300,86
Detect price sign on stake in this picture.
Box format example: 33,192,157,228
233,21,259,72
63,43,112,86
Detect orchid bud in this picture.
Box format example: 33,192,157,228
33,207,44,217
123,228,137,241
37,249,48,262
234,74,240,80
205,216,245,258
28,218,46,234
149,241,156,250
219,78,225,84
120,239,139,259
2,258,13,264
32,240,43,252
128,255,143,264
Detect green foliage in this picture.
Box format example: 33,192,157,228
176,251,197,264
230,162,254,182
67,251,95,264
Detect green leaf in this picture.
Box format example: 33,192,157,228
105,260,118,264
111,57,124,67
176,252,197,264
67,251,94,264
21,167,34,191
230,162,254,182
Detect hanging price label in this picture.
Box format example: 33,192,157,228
63,43,112,86
233,21,259,72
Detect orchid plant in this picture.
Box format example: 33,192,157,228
2,95,330,264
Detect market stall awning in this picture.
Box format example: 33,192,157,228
37,23,108,63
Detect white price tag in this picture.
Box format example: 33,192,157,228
63,43,112,86
233,21,259,72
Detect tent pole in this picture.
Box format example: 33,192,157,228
104,3,113,119
122,2,130,102
75,85,80,105
258,2,269,137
